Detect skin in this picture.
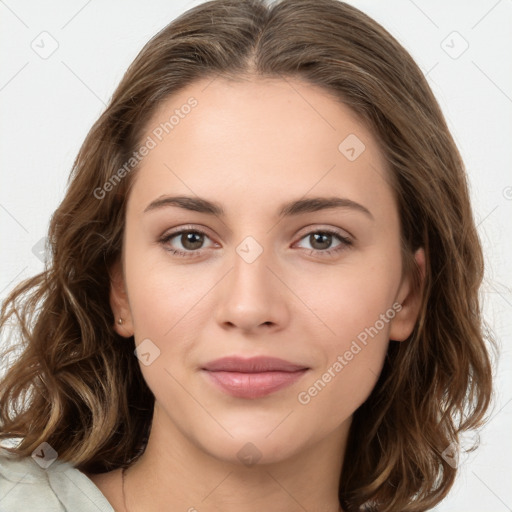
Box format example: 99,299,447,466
85,76,424,512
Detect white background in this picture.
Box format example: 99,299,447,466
0,1,511,510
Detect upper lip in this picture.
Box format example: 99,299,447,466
202,356,308,373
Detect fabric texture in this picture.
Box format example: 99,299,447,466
0,446,114,512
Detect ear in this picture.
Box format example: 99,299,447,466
389,247,426,342
109,259,134,338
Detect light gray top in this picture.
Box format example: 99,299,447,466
0,446,114,512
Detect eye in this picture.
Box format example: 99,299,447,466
294,229,352,257
159,226,216,257
159,225,353,259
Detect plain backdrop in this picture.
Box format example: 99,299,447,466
1,1,511,511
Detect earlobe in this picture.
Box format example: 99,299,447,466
389,248,426,342
109,259,134,337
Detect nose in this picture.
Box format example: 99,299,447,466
214,246,290,334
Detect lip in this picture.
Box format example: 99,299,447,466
201,356,309,399
202,356,308,373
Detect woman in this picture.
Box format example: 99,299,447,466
0,0,494,510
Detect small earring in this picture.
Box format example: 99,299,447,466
118,318,123,325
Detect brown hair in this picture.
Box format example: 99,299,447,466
0,1,494,510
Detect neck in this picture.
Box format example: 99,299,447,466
121,404,348,512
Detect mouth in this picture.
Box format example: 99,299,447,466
201,356,310,399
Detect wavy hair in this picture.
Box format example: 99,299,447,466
0,1,494,510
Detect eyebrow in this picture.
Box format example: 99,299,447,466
143,195,373,219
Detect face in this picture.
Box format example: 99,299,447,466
110,76,423,466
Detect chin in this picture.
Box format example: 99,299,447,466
189,421,308,467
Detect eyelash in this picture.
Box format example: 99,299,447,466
159,226,353,259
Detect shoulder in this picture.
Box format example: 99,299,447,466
0,444,114,512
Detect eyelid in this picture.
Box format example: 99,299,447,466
294,224,353,242
160,224,216,241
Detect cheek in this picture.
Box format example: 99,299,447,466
295,281,392,424
295,254,400,346
123,234,209,336
292,254,400,411
123,255,207,398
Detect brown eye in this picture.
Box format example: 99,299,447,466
295,229,352,258
160,228,215,257
179,231,205,250
309,232,334,250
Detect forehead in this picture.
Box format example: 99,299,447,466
128,76,394,219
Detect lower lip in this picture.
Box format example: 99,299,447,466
202,369,308,399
